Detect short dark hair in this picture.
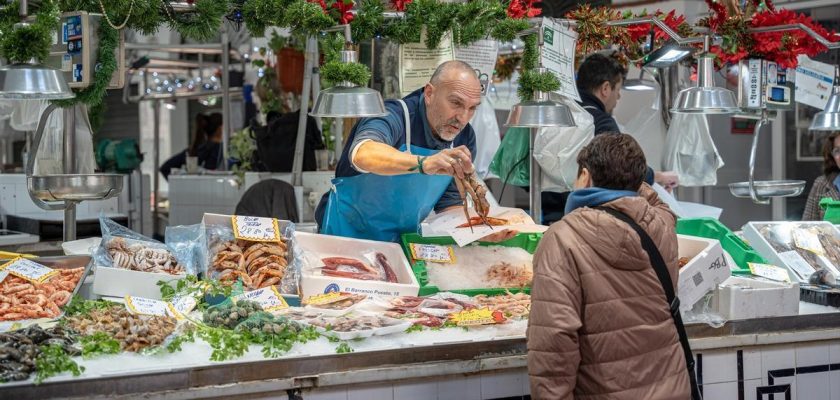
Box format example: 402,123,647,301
577,133,647,191
822,131,840,176
576,53,628,95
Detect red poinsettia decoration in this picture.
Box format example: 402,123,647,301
331,0,355,24
626,10,690,43
507,0,541,19
309,0,328,11
750,9,836,68
390,0,412,12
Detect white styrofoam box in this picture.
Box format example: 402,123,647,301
715,276,799,320
92,266,185,299
297,231,419,299
62,237,102,255
742,221,840,283
678,234,731,311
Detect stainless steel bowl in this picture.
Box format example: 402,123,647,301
28,174,124,202
729,180,806,198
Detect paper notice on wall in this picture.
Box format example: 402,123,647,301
399,29,455,97
540,18,581,102
795,55,835,110
455,39,499,94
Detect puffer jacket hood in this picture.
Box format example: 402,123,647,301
527,183,689,400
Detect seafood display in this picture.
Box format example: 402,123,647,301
422,245,534,291
210,239,288,289
486,262,533,288
473,292,531,319
319,253,398,283
105,238,184,275
203,300,264,329
0,267,84,321
454,172,492,231
306,314,403,333
0,326,78,382
754,222,840,280
64,305,177,352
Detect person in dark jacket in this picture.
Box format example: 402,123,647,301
160,113,224,179
541,53,679,225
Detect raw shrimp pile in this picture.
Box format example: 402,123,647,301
0,267,83,321
423,245,534,290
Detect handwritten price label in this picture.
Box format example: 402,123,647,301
449,307,505,326
410,244,455,264
304,292,345,306
0,257,59,283
232,286,289,312
792,229,825,256
748,262,791,282
231,216,282,242
170,296,198,317
124,296,171,317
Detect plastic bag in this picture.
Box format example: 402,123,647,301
623,90,667,171
489,127,530,187
94,215,191,275
470,98,501,179
533,96,595,193
165,224,206,277
662,113,724,187
681,292,727,328
204,222,301,294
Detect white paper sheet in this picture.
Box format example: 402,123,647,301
795,55,836,110
421,206,548,247
652,183,723,219
399,29,455,97
540,18,581,102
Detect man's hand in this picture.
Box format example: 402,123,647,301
654,171,679,193
422,145,474,179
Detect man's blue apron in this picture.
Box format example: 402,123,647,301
320,100,452,242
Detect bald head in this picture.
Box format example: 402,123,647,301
423,60,482,141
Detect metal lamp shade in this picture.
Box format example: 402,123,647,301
309,85,387,118
0,63,74,100
622,78,657,91
671,56,739,114
809,86,840,131
506,98,575,127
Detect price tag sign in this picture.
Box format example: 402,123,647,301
0,321,23,333
792,229,825,256
449,308,506,326
233,286,289,312
170,296,198,316
304,292,346,306
124,296,171,317
0,257,59,283
748,262,791,282
409,244,455,264
777,250,816,281
231,216,282,242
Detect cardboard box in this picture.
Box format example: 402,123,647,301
742,221,840,283
715,276,799,320
297,232,419,299
92,266,185,300
678,235,731,311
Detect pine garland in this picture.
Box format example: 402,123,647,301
58,0,165,36
165,0,228,41
490,17,531,42
350,0,384,42
321,61,372,87
453,0,506,46
0,0,60,64
517,69,560,101
521,34,538,70
242,0,285,37
283,1,335,37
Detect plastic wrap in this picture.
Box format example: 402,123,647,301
302,311,412,340
680,292,727,328
662,113,724,187
94,216,189,275
204,222,300,294
534,96,595,192
23,103,95,176
470,99,502,179
165,224,206,277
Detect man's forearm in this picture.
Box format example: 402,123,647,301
352,141,421,175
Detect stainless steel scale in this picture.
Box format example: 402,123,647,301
27,104,123,241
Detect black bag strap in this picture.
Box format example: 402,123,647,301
595,206,703,400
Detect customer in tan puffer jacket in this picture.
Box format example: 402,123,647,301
527,133,690,400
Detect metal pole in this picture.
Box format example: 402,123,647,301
153,100,160,237
529,127,542,224
63,106,77,241
292,36,318,186
334,118,344,164
221,29,231,171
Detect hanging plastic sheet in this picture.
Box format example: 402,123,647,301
534,96,595,193
470,98,501,179
489,127,530,187
662,113,724,187
23,103,96,176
